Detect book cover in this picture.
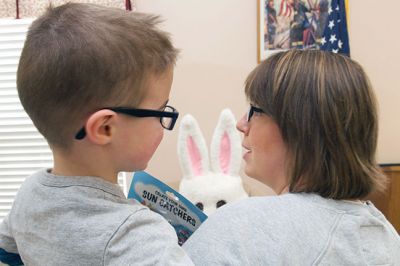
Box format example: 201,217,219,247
128,171,208,245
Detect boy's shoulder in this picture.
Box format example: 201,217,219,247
12,169,172,234
16,169,151,217
7,169,192,265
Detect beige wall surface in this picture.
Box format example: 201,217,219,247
348,0,400,165
135,0,400,193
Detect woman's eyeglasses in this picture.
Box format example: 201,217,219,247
75,105,179,140
247,105,264,122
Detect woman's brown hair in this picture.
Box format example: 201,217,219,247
245,49,386,199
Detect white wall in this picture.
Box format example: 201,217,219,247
136,0,400,193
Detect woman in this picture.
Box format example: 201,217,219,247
183,50,400,265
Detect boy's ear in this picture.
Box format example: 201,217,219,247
85,109,117,145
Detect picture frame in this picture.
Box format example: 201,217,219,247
257,0,269,63
258,0,288,62
258,0,336,62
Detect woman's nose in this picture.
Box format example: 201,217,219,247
236,114,248,134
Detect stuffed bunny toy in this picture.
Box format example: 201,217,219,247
178,109,249,216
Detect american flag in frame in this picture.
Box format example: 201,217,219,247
258,0,350,62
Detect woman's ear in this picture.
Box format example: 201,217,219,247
84,109,117,145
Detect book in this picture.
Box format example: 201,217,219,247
128,171,208,245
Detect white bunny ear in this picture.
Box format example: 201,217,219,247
210,109,242,176
177,114,210,179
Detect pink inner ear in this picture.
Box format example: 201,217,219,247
187,136,202,176
220,132,231,174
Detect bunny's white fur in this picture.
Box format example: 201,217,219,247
178,109,248,215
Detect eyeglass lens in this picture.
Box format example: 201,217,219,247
161,105,175,130
247,105,265,122
247,106,254,122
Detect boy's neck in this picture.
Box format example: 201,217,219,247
51,146,119,184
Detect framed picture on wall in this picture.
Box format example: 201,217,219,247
258,0,337,62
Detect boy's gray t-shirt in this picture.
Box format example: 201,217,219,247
183,193,400,265
0,169,193,265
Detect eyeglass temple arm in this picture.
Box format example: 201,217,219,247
75,128,86,140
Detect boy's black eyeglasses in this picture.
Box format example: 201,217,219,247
75,105,179,140
247,105,265,122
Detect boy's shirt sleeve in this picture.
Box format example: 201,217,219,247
0,215,23,266
103,208,194,266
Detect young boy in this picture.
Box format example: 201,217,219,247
0,3,193,265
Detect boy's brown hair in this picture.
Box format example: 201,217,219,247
17,3,178,149
245,49,386,199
